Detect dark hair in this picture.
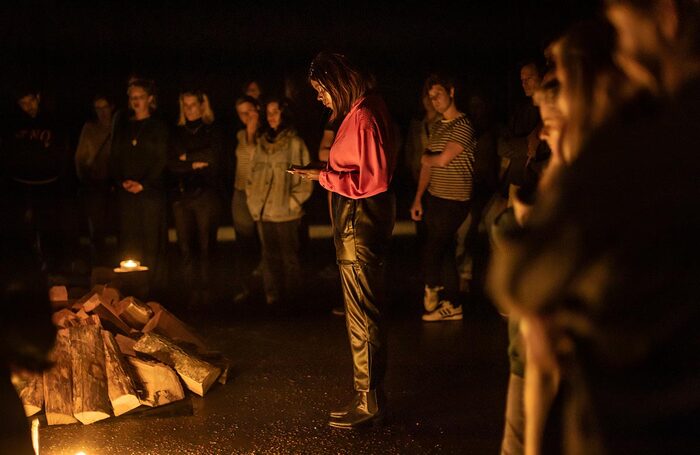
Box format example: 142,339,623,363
92,93,114,106
423,73,456,96
555,19,632,161
235,95,260,111
262,97,296,141
264,97,293,127
605,0,700,54
518,57,547,78
14,85,40,101
308,52,373,120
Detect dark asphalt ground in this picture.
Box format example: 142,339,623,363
37,221,511,455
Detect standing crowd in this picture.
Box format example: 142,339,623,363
2,0,699,452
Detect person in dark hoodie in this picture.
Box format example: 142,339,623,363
1,87,71,276
167,89,224,308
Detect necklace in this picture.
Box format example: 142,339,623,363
186,121,204,135
131,119,147,146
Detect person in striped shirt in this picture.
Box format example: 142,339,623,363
410,74,477,322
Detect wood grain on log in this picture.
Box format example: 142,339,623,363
43,329,78,425
83,292,133,335
142,302,206,349
70,325,111,424
11,371,43,416
133,333,221,396
115,296,153,330
115,334,137,357
52,309,80,328
102,331,140,416
126,357,184,407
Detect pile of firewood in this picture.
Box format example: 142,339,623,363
12,284,230,425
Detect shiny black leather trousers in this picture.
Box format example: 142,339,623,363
332,191,396,392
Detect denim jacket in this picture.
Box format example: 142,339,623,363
246,128,312,222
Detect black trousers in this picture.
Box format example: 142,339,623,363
257,218,302,301
172,189,220,292
80,184,117,266
332,190,395,392
231,189,260,291
118,188,167,295
423,193,471,305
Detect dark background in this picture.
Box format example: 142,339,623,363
0,0,600,223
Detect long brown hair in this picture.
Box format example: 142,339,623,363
308,52,373,121
553,19,636,162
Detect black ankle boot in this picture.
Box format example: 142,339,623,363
328,390,384,429
329,392,361,418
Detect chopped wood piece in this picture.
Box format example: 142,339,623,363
43,329,78,425
126,357,184,407
115,334,137,356
101,286,121,307
70,325,111,424
199,351,231,385
49,285,71,310
52,309,80,328
134,333,221,396
83,292,133,335
11,371,44,416
75,308,90,319
115,296,153,330
142,302,207,349
49,286,68,302
102,331,140,416
77,314,102,327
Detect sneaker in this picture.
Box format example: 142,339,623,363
423,285,444,313
422,301,463,322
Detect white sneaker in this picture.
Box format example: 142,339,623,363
423,285,444,313
422,301,463,322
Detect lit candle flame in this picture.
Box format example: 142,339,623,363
121,259,140,269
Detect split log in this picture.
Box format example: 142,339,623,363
49,285,71,311
11,371,43,416
102,331,140,416
48,285,68,302
115,334,137,357
126,357,184,407
101,286,121,307
52,309,80,328
43,329,78,425
142,302,207,349
83,292,133,335
115,296,153,330
196,350,231,385
69,325,111,424
134,333,221,396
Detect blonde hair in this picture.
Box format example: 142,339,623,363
177,91,215,126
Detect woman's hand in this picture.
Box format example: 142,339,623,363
410,198,423,221
192,161,209,170
290,168,321,181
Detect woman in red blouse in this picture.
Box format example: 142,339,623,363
291,52,396,429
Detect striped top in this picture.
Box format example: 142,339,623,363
427,114,476,201
234,129,256,191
